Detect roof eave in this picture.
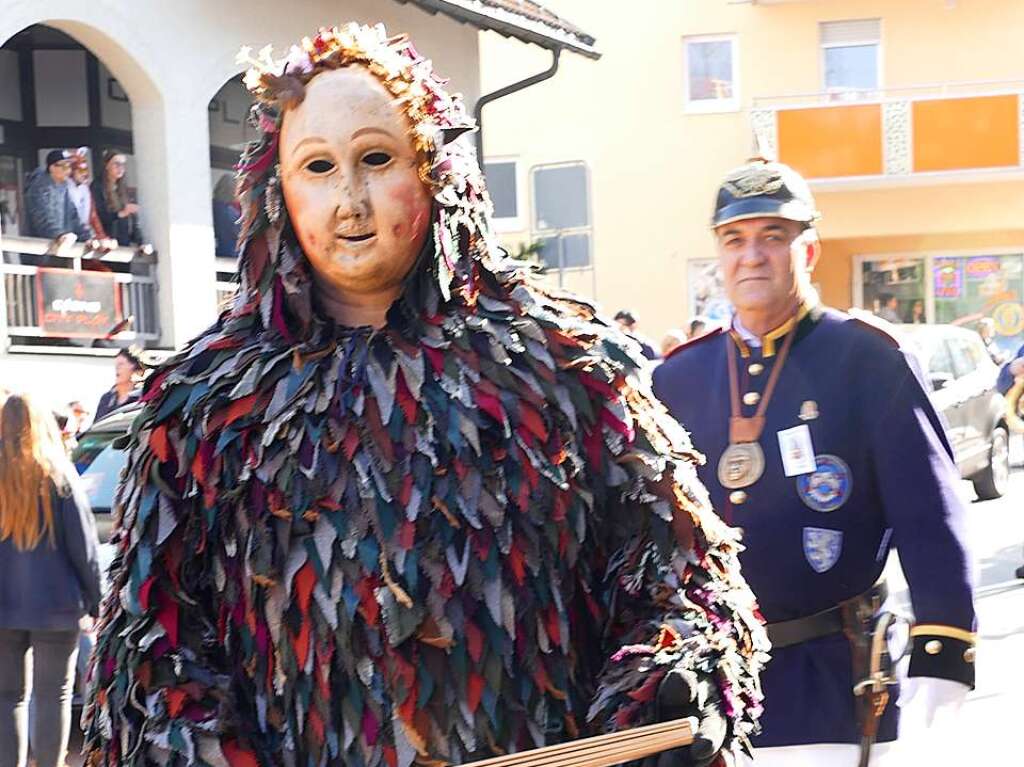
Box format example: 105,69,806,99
397,0,602,60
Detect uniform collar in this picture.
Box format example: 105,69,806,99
729,293,820,358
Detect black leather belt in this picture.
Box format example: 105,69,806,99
766,582,889,649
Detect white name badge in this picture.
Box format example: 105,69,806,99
778,424,817,477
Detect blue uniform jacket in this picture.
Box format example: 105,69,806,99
653,305,976,748
996,343,1024,395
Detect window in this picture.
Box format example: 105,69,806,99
531,162,591,270
860,258,924,323
483,159,521,231
683,35,738,112
820,19,881,93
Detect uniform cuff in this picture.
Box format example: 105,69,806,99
907,624,976,689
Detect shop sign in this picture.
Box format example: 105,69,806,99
35,268,120,338
965,256,1001,279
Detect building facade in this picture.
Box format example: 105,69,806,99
0,0,595,410
479,0,1024,355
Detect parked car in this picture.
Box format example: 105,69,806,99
69,401,139,707
900,324,1011,499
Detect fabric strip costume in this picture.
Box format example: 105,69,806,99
82,24,766,767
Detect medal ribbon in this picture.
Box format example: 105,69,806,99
727,316,800,444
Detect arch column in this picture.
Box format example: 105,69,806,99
133,90,218,347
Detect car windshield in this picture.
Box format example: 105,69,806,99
76,442,125,513
73,429,123,474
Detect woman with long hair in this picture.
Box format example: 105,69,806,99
0,393,101,767
90,150,142,247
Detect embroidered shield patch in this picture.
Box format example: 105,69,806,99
796,454,852,512
803,527,843,573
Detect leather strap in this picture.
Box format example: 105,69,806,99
726,318,798,444
765,582,888,649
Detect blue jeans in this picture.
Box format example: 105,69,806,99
0,628,79,767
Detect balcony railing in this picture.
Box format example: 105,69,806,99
750,79,1024,182
2,235,160,349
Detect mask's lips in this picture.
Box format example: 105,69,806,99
338,232,376,243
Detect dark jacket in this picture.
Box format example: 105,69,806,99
0,468,102,630
95,387,140,421
24,168,89,241
213,199,241,258
997,343,1024,395
91,179,142,246
653,306,975,748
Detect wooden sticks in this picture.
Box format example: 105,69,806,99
464,716,697,767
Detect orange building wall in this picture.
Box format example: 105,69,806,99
777,104,884,179
913,95,1020,172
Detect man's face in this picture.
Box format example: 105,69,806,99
72,166,89,185
279,66,432,303
49,160,71,183
715,217,817,315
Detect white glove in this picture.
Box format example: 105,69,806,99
897,677,969,728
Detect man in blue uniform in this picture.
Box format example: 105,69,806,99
653,159,976,766
996,346,1024,579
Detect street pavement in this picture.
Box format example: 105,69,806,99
66,448,1024,766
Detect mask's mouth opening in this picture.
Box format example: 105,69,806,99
337,232,377,244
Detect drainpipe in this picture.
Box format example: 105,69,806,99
474,47,561,164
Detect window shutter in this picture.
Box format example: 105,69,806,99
820,19,881,45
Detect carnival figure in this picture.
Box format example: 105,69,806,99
82,24,766,767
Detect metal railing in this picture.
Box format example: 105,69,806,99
1,234,160,345
752,78,1024,109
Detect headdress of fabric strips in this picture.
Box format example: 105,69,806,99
233,23,495,341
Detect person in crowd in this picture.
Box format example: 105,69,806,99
0,393,102,767
978,318,1008,365
660,328,688,357
82,25,766,766
212,174,242,258
91,150,142,247
654,158,976,766
909,299,926,325
875,293,902,324
66,151,97,240
23,150,90,242
64,401,91,439
93,348,143,420
688,316,709,339
614,309,660,360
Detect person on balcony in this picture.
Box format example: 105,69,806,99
91,150,143,248
212,174,241,258
23,150,90,243
66,151,98,240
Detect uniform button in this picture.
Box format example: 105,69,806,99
963,647,976,663
742,392,761,406
729,490,748,505
748,363,765,376
925,640,943,655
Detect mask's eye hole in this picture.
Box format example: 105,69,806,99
306,159,334,174
363,152,391,167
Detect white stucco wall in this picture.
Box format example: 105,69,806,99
0,0,482,410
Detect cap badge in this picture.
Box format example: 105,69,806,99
722,165,785,199
799,400,819,421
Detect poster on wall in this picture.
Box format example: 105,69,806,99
35,268,120,338
933,259,962,299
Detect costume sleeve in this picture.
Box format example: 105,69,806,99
68,194,90,241
584,357,767,754
60,474,103,618
868,344,977,688
996,345,1024,395
82,401,246,766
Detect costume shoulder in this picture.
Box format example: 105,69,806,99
842,309,902,349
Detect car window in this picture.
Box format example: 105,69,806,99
947,337,979,379
76,443,127,513
926,339,956,378
72,430,123,473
